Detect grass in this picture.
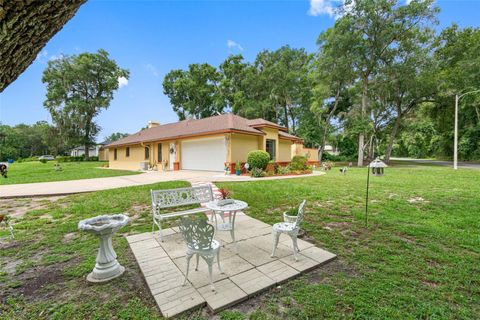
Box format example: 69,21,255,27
0,161,139,185
0,165,479,319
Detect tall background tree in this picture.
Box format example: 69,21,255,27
0,122,65,161
104,132,129,143
321,0,438,166
42,49,129,159
160,0,480,163
163,63,222,120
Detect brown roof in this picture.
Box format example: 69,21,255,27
279,131,303,142
247,118,288,131
107,114,266,147
107,113,303,147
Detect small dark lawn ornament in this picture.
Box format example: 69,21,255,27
0,163,8,178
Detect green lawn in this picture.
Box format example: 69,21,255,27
0,166,479,319
0,161,139,185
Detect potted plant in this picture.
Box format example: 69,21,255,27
235,161,241,175
283,206,299,223
217,188,234,206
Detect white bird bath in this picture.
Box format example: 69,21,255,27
78,214,130,283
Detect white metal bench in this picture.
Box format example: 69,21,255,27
151,185,214,241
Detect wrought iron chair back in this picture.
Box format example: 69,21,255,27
179,217,214,250
151,185,213,209
293,199,307,229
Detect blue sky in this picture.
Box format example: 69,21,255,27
1,0,479,141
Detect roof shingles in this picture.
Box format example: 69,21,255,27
107,114,267,147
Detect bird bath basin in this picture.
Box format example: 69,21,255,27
78,214,130,283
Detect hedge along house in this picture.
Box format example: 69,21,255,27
106,113,302,172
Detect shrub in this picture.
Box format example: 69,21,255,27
88,156,99,161
250,167,266,178
322,152,351,162
277,165,291,175
17,157,38,163
39,158,47,164
247,150,270,171
284,206,299,216
265,161,278,174
56,156,68,163
290,155,308,171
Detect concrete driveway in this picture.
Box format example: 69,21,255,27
0,170,323,198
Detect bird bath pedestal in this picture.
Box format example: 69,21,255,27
78,214,130,283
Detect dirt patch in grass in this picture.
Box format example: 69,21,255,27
407,196,429,204
62,232,78,243
324,221,352,230
306,258,359,284
0,256,74,302
0,196,66,219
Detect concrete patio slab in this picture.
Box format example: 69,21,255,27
280,254,319,272
126,213,336,317
257,260,300,284
197,279,248,313
230,268,275,296
153,282,205,318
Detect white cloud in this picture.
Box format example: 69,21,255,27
308,0,335,17
145,64,159,77
118,76,128,88
227,40,243,51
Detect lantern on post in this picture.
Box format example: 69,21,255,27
368,158,387,176
365,157,387,227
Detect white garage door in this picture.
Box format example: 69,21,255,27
181,137,226,171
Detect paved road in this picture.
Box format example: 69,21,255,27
392,158,480,169
0,170,323,198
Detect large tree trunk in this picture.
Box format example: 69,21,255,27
319,89,341,165
384,111,403,163
283,103,289,131
0,1,86,92
357,80,368,167
84,143,90,160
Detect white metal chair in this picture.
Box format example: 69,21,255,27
179,217,223,291
271,200,307,261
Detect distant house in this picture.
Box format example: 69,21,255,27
106,113,311,172
70,141,109,160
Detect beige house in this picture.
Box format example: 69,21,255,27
106,113,303,172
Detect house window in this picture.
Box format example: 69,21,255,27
266,139,276,161
158,143,162,162
126,147,130,157
145,146,150,160
114,148,117,160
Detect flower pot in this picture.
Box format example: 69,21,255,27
283,212,298,223
236,169,241,176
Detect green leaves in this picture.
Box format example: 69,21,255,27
42,50,129,156
163,63,222,120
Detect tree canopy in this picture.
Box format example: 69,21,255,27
42,49,129,159
161,0,480,163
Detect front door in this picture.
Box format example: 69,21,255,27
169,143,175,170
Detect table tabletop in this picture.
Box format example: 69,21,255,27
205,199,248,212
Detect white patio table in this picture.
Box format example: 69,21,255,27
205,199,248,252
